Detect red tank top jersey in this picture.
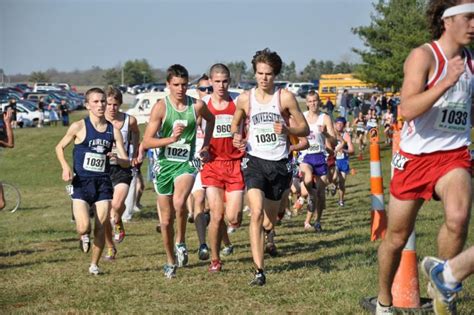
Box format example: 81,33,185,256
207,97,245,161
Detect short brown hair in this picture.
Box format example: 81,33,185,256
251,48,283,75
306,90,320,99
105,86,123,104
166,64,189,82
85,87,105,103
209,63,230,78
427,0,462,39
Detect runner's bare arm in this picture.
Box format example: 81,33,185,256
0,109,14,148
55,121,83,182
280,89,309,137
231,92,249,150
195,99,215,153
323,115,337,149
142,100,179,150
111,127,130,168
400,46,465,121
129,115,140,159
344,132,355,155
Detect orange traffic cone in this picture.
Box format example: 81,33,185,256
392,231,420,308
369,128,387,241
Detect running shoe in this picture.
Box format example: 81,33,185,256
243,205,250,212
175,243,189,267
221,244,234,256
249,269,266,286
114,221,125,243
338,200,345,207
265,243,278,257
330,185,337,196
88,264,100,275
227,226,237,233
421,256,462,315
293,197,305,212
198,243,210,261
104,246,117,261
284,209,292,220
163,263,177,279
375,301,393,315
208,259,222,273
79,234,90,253
314,221,323,233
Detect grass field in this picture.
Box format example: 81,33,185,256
0,110,473,314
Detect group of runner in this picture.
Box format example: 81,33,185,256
52,2,474,312
54,49,360,286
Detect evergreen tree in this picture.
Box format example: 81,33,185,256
352,0,430,90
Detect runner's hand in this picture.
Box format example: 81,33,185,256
62,167,72,182
273,121,288,135
232,133,246,151
444,56,465,87
199,147,210,163
172,124,185,142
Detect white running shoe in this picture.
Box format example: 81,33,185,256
89,264,100,275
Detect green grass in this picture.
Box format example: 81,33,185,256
0,111,473,314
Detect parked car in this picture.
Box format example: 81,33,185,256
1,101,44,127
287,82,315,95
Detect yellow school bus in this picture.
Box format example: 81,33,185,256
318,73,375,104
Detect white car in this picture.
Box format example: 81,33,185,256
286,82,315,95
2,101,42,127
127,88,242,125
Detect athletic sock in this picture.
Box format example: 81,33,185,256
442,261,461,290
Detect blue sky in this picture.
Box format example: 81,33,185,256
1,0,374,75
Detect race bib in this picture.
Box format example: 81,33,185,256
83,152,106,172
213,114,233,138
307,143,322,153
254,124,278,151
434,102,469,133
336,151,346,160
367,120,378,128
391,152,409,171
164,143,191,162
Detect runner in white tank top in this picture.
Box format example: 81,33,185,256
230,49,309,286
376,3,474,311
298,91,336,232
246,87,289,161
104,87,140,259
401,40,472,154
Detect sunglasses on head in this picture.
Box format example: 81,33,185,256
198,86,213,93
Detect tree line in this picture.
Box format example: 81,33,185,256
7,0,434,91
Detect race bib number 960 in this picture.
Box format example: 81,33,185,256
83,152,106,172
213,114,233,138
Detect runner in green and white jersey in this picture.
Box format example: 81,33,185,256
142,64,215,279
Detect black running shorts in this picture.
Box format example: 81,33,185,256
110,165,133,187
242,155,292,201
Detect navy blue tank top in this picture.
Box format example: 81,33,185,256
73,117,114,177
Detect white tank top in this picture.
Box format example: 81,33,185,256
246,88,289,161
301,111,326,156
400,41,472,154
120,114,134,159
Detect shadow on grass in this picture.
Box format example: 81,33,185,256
0,257,71,270
269,249,373,273
17,205,52,211
0,249,45,257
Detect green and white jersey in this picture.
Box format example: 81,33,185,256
158,95,197,163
